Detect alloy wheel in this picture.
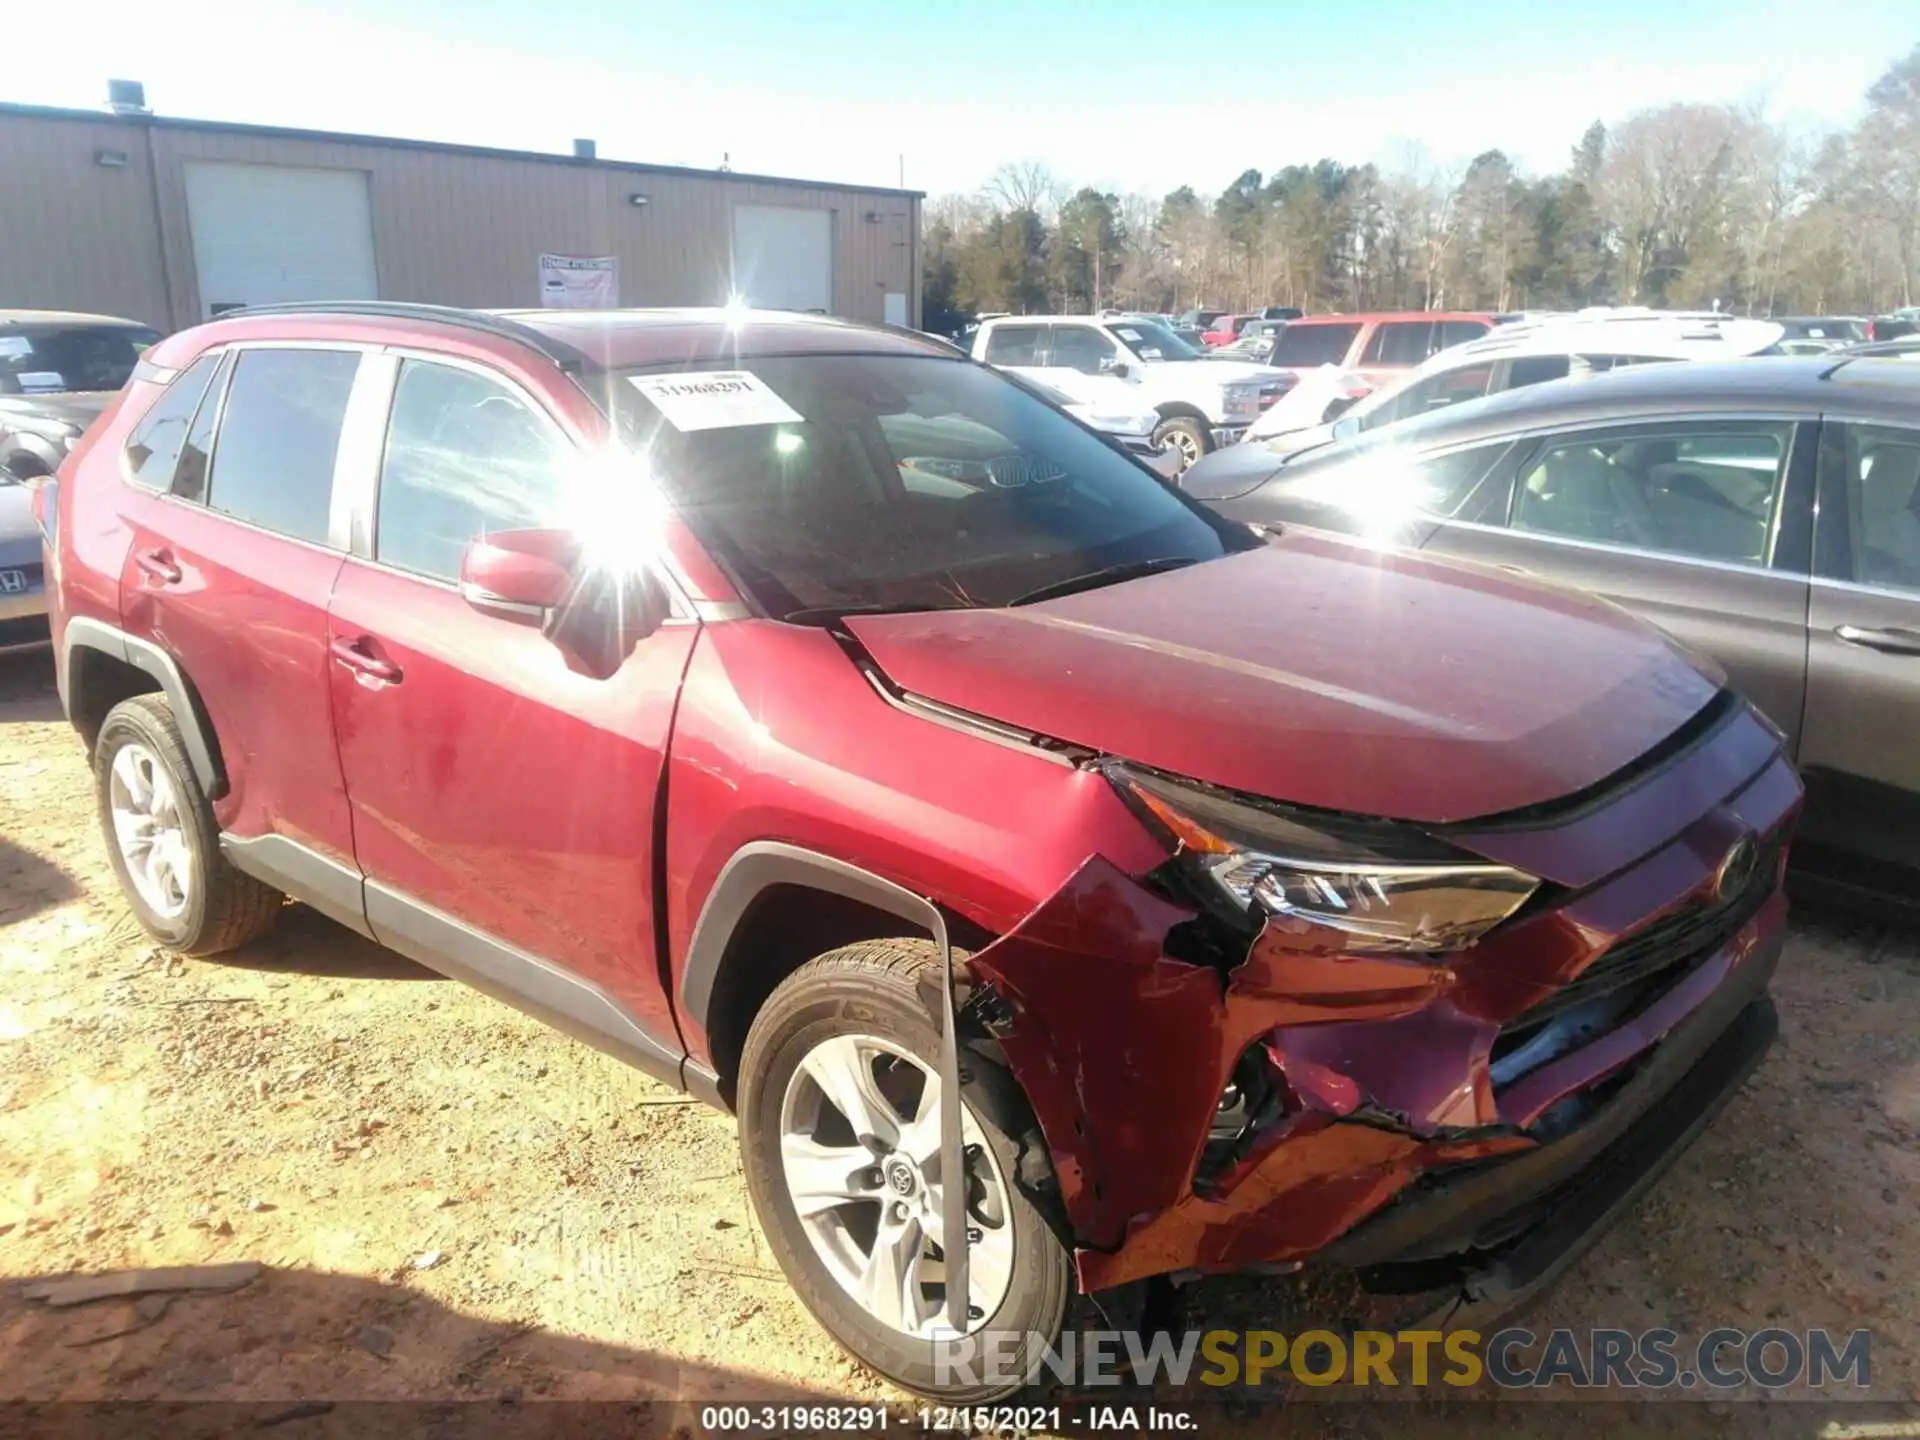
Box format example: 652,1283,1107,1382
778,1032,1014,1339
108,742,192,920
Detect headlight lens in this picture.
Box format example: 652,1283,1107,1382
1109,765,1539,954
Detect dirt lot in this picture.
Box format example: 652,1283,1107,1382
1,649,1918,1436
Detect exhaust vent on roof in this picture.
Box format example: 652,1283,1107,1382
573,138,597,159
106,79,150,116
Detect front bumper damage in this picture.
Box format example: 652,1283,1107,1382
959,730,1801,1315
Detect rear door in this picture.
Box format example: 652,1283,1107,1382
1424,415,1814,745
324,352,698,1049
1354,320,1434,386
1799,420,1920,887
118,343,367,878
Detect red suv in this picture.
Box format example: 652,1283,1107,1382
43,303,1797,1399
1265,311,1497,384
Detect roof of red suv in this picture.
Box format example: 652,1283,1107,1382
147,304,951,374
1284,311,1496,326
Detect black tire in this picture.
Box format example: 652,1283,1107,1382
738,939,1073,1401
1150,415,1210,480
94,693,282,955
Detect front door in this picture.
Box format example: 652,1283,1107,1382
1426,416,1814,748
325,354,697,1048
1800,420,1920,887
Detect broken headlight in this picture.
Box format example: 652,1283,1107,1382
1109,764,1539,955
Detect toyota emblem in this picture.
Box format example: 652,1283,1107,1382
1711,835,1759,904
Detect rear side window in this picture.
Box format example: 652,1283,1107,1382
123,354,221,489
1436,320,1491,350
171,352,231,504
1362,322,1433,367
205,349,360,545
376,360,571,583
983,325,1045,366
1505,355,1572,388
1270,322,1360,367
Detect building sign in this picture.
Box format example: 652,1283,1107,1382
538,253,618,308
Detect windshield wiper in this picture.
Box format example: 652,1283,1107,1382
1006,556,1201,607
780,602,958,627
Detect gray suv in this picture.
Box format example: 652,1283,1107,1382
1186,355,1920,918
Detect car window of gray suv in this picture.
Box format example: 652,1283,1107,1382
1837,425,1920,592
1509,421,1795,567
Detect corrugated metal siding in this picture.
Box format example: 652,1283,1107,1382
0,114,174,327
0,109,918,333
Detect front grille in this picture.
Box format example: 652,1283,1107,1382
1503,828,1785,1038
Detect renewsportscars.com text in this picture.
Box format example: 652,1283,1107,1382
933,1327,1871,1390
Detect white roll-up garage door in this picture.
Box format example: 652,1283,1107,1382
183,162,379,318
731,205,833,314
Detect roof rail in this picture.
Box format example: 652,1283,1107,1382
212,301,591,372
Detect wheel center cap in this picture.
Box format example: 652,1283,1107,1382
884,1158,917,1197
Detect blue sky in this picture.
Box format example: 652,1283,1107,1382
7,0,1915,195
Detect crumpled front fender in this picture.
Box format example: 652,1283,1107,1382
966,856,1532,1292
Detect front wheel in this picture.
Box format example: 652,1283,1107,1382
1150,415,1210,480
737,940,1073,1400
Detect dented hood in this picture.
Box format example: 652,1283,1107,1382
845,533,1720,826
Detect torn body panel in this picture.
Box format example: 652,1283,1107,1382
967,742,1801,1296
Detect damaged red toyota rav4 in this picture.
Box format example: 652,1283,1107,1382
42,304,1798,1399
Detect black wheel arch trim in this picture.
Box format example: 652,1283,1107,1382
62,616,222,793
678,841,948,1039
678,840,973,1329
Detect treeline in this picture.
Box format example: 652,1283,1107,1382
923,42,1920,321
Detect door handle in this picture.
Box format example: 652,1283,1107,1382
329,636,402,683
1834,624,1920,657
134,548,182,585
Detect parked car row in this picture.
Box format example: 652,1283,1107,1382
37,298,1806,1402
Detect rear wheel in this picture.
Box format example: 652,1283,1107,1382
94,694,282,955
1151,415,1210,479
737,939,1072,1400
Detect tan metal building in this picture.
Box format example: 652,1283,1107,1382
0,99,922,334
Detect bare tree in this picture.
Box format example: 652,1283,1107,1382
984,161,1064,219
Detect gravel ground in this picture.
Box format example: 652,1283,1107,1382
1,649,1916,1437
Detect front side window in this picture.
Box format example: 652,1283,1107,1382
124,353,221,490
1836,425,1920,592
1270,322,1360,367
1048,325,1120,375
613,354,1253,618
376,361,571,583
1504,355,1572,389
205,349,360,545
982,325,1045,366
1508,420,1795,566
1109,319,1202,362
1363,322,1434,367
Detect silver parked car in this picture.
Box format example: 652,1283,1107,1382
1186,355,1920,918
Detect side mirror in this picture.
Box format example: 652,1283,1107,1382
460,528,580,624
1100,357,1131,379
459,526,674,677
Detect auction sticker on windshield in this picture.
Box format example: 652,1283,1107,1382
628,371,804,431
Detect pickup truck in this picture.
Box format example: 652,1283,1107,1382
972,314,1291,476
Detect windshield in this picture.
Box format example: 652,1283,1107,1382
1107,319,1203,362
612,354,1253,619
0,323,160,394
